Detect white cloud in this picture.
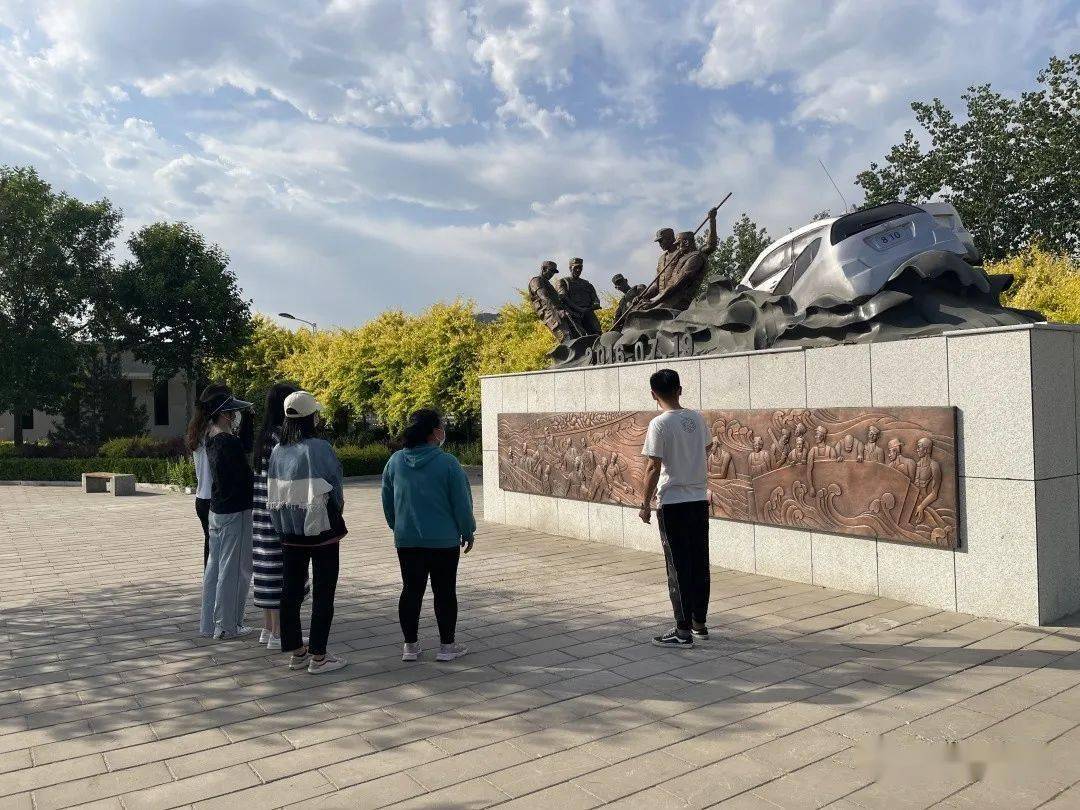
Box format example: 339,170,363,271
693,0,1080,127
0,0,1072,327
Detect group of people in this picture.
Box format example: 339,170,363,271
187,383,476,673
187,366,714,664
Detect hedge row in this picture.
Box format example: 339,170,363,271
0,443,478,484
0,457,188,484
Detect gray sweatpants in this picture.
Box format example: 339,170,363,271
200,509,253,638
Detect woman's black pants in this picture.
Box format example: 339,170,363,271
281,543,340,656
397,547,460,645
195,498,211,568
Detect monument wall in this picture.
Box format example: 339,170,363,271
480,323,1080,626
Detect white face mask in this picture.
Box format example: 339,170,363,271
230,411,243,432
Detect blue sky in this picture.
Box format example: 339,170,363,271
1,0,1077,328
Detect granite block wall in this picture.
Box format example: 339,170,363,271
480,324,1080,625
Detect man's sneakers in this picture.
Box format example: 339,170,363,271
436,643,468,662
402,642,421,662
308,652,347,674
691,623,709,640
652,628,694,647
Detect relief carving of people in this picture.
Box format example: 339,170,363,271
770,427,792,469
786,435,808,466
498,406,958,549
748,435,772,478
605,452,630,492
912,437,942,524
864,425,885,464
834,433,864,462
587,455,610,501
708,438,734,479
556,257,602,337
806,425,836,494
887,438,916,481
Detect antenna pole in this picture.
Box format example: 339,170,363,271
818,158,850,212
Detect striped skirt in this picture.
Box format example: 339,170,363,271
252,473,285,608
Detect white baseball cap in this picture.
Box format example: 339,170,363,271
283,390,323,418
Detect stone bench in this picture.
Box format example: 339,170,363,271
82,472,137,496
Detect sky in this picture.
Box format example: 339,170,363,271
1,0,1077,329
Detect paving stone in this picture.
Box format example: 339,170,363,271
1,481,1078,810
31,762,173,810
120,763,261,810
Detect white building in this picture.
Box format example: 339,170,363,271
0,354,189,443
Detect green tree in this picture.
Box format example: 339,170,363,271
380,301,484,433
282,302,486,435
49,355,148,448
700,213,772,288
0,166,122,444
856,53,1080,261
207,314,307,407
478,294,557,376
117,222,253,421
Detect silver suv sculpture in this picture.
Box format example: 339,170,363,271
738,202,980,306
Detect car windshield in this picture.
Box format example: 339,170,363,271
830,202,922,245
746,243,790,286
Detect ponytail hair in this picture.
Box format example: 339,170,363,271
402,409,442,449
185,383,229,452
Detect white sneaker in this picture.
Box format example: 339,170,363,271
436,643,468,662
259,629,270,644
213,625,256,641
402,642,421,662
308,652,347,674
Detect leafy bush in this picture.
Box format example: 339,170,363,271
0,457,175,483
445,440,481,466
165,457,197,488
99,435,185,459
996,246,1080,324
335,443,393,477
10,441,97,459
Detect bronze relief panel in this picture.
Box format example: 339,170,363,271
497,407,958,549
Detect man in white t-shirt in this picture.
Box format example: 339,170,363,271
639,368,711,647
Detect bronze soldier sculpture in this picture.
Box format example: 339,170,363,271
528,260,580,342
612,274,646,324
625,204,720,320
557,257,602,336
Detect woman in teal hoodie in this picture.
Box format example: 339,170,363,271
382,409,476,663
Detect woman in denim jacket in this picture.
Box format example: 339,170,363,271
268,391,347,674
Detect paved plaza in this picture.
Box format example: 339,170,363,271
3,482,1080,809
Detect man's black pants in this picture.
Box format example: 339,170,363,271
281,542,340,656
657,500,710,634
397,547,461,644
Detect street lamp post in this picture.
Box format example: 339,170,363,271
278,312,317,332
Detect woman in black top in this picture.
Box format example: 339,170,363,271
198,388,256,640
